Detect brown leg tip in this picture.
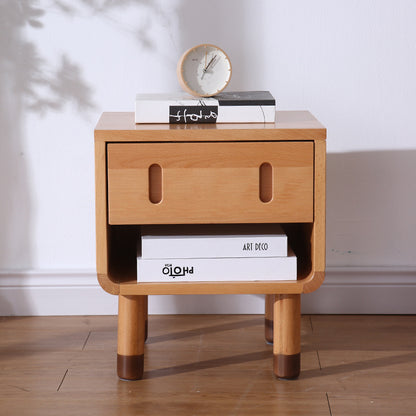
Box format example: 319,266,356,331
117,354,144,380
273,353,300,379
265,318,273,344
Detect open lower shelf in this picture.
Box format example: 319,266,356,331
103,223,319,295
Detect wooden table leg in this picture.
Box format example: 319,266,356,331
117,295,146,380
273,294,301,379
265,294,275,344
144,295,148,342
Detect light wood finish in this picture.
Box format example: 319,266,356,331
117,295,145,357
273,294,301,379
95,111,326,142
302,139,326,293
144,295,148,341
117,295,146,380
273,295,301,355
95,140,113,292
94,112,326,295
94,111,326,379
309,139,326,284
2,315,416,416
107,142,313,224
264,294,275,343
120,279,306,295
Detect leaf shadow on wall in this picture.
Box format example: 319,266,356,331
0,0,176,314
0,1,96,314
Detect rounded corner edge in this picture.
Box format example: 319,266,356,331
302,270,325,294
97,273,120,295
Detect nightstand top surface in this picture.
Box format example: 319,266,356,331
94,111,326,142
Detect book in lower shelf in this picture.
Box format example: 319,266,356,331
136,250,297,283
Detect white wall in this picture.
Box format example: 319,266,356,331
1,0,415,315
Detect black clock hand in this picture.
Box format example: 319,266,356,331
205,55,217,71
201,55,217,79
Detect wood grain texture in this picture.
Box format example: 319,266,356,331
94,141,108,277
94,111,326,142
264,294,275,343
2,315,415,416
312,139,327,274
273,293,301,378
303,139,326,293
117,295,146,357
273,294,301,356
117,295,146,379
94,111,326,298
119,280,305,296
107,141,314,224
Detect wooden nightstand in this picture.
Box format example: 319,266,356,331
94,111,326,380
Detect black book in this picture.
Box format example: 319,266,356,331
214,91,276,106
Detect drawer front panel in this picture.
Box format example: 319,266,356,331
107,142,314,224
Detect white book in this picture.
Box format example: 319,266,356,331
137,250,297,283
135,91,276,124
140,224,288,259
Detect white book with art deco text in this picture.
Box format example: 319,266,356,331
140,224,288,259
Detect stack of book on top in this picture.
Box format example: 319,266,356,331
137,225,296,283
135,91,276,124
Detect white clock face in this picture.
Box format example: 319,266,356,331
178,44,232,97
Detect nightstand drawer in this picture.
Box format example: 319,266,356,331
107,142,314,224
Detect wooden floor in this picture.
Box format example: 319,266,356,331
1,314,415,416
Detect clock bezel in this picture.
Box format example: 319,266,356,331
177,43,232,97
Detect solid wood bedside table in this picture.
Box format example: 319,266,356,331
94,111,326,380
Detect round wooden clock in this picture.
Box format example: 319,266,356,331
177,44,232,97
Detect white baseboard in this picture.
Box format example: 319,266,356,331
0,270,118,316
302,266,416,314
0,267,415,316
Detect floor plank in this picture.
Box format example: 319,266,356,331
329,394,416,416
1,314,415,416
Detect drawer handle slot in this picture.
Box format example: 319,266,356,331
259,162,273,203
149,164,162,204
